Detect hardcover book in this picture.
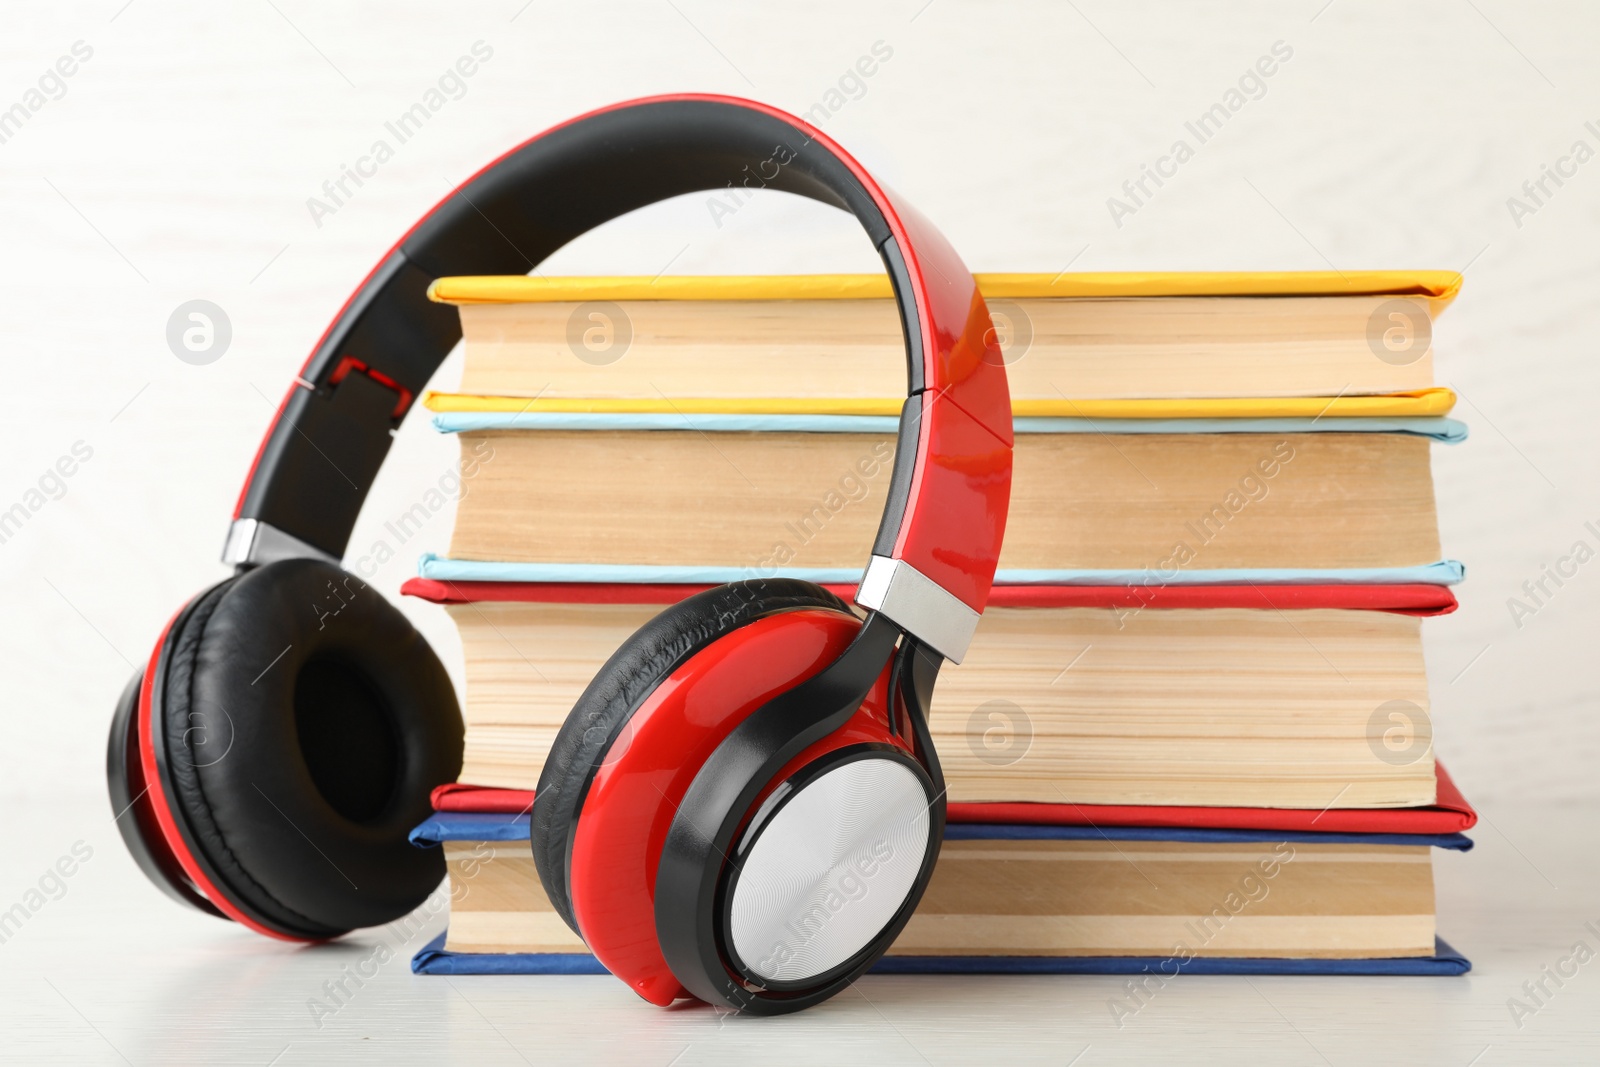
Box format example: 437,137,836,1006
408,808,1472,976
404,579,1456,809
427,271,1460,402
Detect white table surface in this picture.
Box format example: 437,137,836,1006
5,795,1597,1065
4,1,1599,1062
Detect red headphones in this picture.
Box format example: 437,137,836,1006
108,95,1012,1015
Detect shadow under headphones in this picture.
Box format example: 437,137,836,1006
108,94,1013,1015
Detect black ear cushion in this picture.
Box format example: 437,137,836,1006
108,667,227,918
531,578,854,935
158,559,463,937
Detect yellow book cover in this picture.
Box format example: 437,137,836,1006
421,389,1458,419
426,271,1460,403
428,271,1463,305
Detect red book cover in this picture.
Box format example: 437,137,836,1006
430,763,1476,835
942,764,1476,833
403,578,1458,616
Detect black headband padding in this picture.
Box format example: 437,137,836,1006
401,99,890,285
239,99,917,559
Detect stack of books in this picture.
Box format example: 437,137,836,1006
402,271,1475,979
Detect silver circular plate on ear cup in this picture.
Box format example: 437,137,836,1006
727,756,933,984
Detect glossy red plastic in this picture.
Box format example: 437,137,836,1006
892,385,1013,612
567,606,902,1005
878,190,1014,447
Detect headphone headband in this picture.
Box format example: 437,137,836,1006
226,95,1011,660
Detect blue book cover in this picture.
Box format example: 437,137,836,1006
410,930,1471,977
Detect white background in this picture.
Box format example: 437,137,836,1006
2,1,1597,1063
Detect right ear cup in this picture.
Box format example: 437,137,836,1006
120,559,463,939
531,579,853,935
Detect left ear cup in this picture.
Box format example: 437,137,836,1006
138,559,463,938
530,579,854,935
108,668,225,917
